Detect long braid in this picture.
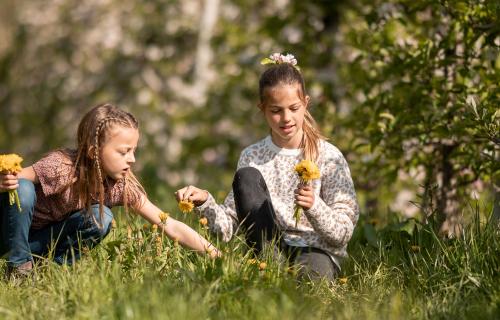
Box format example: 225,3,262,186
92,115,139,226
93,117,111,228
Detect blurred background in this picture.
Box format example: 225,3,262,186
0,0,498,235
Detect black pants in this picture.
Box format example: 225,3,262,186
233,167,339,281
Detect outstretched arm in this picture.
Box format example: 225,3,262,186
134,196,220,258
175,185,238,242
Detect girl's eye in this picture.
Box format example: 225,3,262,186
270,109,280,113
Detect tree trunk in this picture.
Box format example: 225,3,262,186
192,0,220,107
437,144,463,237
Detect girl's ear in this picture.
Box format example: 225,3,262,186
257,102,265,111
305,95,311,108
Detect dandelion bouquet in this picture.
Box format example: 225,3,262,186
0,154,23,212
293,160,320,227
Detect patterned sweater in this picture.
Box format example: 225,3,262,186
196,136,359,263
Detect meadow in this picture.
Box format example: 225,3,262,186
0,202,498,320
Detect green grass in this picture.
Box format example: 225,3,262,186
0,208,499,319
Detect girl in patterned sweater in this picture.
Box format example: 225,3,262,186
0,104,219,279
175,54,359,280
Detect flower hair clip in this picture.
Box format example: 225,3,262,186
261,53,300,70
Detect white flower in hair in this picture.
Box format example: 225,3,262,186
270,52,282,62
261,52,300,70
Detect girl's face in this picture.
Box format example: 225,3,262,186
260,83,309,149
99,126,139,180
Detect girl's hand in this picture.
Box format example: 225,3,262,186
0,173,19,193
175,185,208,207
294,184,315,210
206,245,222,259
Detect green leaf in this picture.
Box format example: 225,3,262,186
260,57,275,65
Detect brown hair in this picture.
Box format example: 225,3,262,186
259,63,326,161
61,103,145,226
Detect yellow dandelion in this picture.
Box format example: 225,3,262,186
142,223,150,230
339,277,348,284
199,217,208,226
178,200,194,214
259,262,267,271
151,224,158,232
0,154,23,212
293,160,321,227
247,258,258,265
410,245,421,253
0,154,23,174
294,160,320,183
158,212,169,223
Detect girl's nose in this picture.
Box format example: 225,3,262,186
282,110,292,122
128,153,136,163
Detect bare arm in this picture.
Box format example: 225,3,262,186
133,196,220,258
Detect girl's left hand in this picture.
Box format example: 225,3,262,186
294,184,315,210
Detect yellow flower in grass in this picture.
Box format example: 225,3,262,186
199,217,208,226
338,277,348,284
0,154,23,212
151,224,158,232
158,212,169,223
259,262,267,271
293,160,321,227
247,258,258,265
178,200,194,214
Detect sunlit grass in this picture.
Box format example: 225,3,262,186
0,206,498,319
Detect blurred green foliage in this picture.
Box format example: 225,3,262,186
0,0,498,230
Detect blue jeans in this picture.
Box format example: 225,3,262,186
0,179,113,266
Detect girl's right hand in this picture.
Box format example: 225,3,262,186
0,173,19,193
175,185,208,207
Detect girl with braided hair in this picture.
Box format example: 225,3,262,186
0,103,219,278
175,54,358,281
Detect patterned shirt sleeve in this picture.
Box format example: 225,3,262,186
32,151,74,197
195,151,250,242
304,149,359,248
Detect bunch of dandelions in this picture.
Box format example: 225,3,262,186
178,200,194,214
293,160,320,227
0,154,23,212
